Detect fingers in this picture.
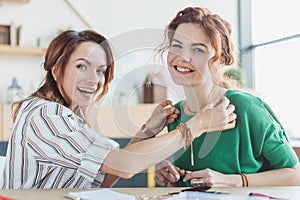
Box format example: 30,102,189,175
154,172,168,186
190,178,206,187
183,170,207,183
227,112,237,123
223,119,236,130
164,107,180,116
214,97,236,130
216,96,230,109
165,109,180,124
225,105,236,124
145,100,179,134
161,160,181,182
175,166,186,176
155,161,182,186
226,104,235,114
183,171,194,182
167,114,178,124
162,101,180,125
160,99,173,108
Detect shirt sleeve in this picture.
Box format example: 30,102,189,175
246,97,299,169
27,102,119,183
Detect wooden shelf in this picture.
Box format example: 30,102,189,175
0,0,30,3
0,45,46,55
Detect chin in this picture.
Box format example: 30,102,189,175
74,99,93,107
172,77,193,86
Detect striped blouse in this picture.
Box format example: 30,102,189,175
1,97,119,189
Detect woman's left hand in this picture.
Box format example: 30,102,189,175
145,100,180,136
183,168,238,187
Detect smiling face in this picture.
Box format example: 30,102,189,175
167,23,215,87
53,41,107,108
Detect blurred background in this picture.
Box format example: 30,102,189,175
0,0,300,138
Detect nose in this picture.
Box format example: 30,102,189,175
86,70,98,84
179,48,191,62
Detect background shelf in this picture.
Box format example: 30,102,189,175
0,0,30,3
0,45,46,55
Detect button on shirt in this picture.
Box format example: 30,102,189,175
1,97,119,189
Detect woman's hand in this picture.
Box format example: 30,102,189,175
183,168,240,187
144,100,180,136
154,160,185,186
187,96,236,138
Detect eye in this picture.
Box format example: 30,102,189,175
193,47,205,53
171,43,182,49
96,69,106,75
96,66,107,75
76,64,87,70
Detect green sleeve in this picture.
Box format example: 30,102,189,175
245,97,298,169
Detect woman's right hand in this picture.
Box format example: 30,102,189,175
154,160,185,186
144,100,180,136
187,96,236,138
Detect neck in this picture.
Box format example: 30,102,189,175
182,84,226,114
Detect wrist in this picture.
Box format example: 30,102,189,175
186,120,203,140
141,124,156,138
240,173,250,187
230,174,244,187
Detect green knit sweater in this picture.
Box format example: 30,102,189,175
168,90,298,187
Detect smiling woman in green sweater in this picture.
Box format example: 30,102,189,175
154,7,300,187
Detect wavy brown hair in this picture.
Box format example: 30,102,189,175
12,30,115,122
157,7,236,85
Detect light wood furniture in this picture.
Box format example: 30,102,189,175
0,104,165,140
0,104,13,141
0,45,46,55
0,0,30,3
0,187,299,200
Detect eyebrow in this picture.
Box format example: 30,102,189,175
172,38,208,49
75,58,107,68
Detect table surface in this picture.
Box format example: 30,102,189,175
0,186,299,200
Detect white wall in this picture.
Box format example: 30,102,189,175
0,0,87,104
0,0,238,105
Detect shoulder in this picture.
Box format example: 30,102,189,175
226,90,282,127
225,89,263,110
20,97,73,118
225,89,260,102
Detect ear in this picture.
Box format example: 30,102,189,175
51,67,57,81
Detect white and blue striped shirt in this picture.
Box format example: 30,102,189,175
1,97,119,189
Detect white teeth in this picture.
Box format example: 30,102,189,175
176,66,192,72
78,87,94,94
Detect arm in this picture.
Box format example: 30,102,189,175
182,164,300,187
246,164,300,186
100,100,180,187
100,127,186,179
100,128,183,187
100,97,236,179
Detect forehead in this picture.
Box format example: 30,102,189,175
70,41,107,65
173,23,211,46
